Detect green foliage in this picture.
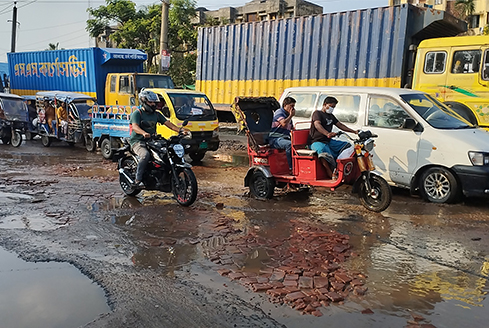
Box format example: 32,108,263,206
46,43,64,51
86,0,199,85
455,0,475,19
484,25,489,35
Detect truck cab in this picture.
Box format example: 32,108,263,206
105,73,174,107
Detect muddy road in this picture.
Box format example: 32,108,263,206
0,134,488,328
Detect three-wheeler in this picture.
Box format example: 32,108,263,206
0,92,29,147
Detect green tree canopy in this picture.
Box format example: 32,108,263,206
86,0,198,86
455,0,475,20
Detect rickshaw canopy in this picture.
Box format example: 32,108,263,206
0,92,28,122
35,91,96,120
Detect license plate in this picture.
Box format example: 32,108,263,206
199,142,208,149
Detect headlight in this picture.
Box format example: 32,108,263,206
468,151,489,166
173,144,185,158
364,139,374,152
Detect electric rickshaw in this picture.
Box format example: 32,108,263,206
0,92,29,147
34,91,95,147
231,96,392,212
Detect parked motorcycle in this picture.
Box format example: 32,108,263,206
116,126,198,207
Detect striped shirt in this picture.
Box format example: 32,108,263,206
269,108,292,139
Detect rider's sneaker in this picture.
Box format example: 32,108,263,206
133,180,145,188
331,169,338,181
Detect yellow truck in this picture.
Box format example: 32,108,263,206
412,35,489,129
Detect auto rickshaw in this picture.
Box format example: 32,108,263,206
0,92,28,147
34,91,95,147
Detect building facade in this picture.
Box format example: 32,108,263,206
194,0,323,25
389,0,489,34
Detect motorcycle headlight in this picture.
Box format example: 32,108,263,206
173,144,185,158
468,151,489,166
364,139,374,152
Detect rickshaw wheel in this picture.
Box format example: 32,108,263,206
11,131,22,147
41,135,51,147
250,170,275,199
85,135,96,152
25,131,34,140
101,138,113,159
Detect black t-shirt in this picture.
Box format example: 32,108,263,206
309,110,339,143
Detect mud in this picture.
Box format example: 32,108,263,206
0,133,489,328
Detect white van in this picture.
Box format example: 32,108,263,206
279,86,489,203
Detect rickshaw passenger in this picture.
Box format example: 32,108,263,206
268,96,296,172
44,99,56,133
0,104,5,120
56,101,68,136
309,96,359,179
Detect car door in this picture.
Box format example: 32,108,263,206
366,95,421,186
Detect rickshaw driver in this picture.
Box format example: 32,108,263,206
309,96,359,179
130,89,190,188
268,96,296,172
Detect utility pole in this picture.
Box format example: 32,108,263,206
10,2,18,53
159,0,170,73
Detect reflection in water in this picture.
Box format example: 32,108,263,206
0,247,109,328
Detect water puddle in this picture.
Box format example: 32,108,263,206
211,153,248,166
0,247,109,328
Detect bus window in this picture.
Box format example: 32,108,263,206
424,51,447,73
451,50,481,74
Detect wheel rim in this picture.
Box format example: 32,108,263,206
424,172,450,200
12,132,21,147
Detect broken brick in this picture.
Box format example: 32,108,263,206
326,292,344,302
361,308,374,314
285,291,306,302
298,276,314,289
334,273,352,284
251,283,273,291
313,276,329,288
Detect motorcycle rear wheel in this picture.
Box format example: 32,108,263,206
119,158,141,197
172,168,198,206
358,174,392,212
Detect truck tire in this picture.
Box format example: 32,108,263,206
101,138,113,160
444,102,478,125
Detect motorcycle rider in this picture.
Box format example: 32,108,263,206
130,89,189,188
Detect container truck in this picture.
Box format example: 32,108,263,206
195,4,489,129
7,47,174,107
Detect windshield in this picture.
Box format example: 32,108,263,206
1,98,27,121
168,93,217,121
400,94,473,129
71,99,95,120
136,75,174,91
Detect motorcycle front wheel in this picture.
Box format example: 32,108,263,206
119,157,141,197
172,168,198,206
358,174,392,212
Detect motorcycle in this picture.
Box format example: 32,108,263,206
116,126,198,207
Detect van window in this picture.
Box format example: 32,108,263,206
285,92,317,118
451,50,481,74
367,96,411,129
424,51,446,73
316,94,360,124
110,75,117,93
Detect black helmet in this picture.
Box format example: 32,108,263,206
139,88,160,113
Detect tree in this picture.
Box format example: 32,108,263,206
455,0,475,20
86,0,161,72
46,42,63,51
86,0,198,85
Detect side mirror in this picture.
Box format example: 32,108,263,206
401,118,417,130
182,120,189,127
162,106,170,117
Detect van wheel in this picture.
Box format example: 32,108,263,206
249,170,275,199
444,102,478,125
189,151,206,162
101,138,113,159
420,167,460,203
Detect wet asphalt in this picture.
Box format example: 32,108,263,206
0,135,488,328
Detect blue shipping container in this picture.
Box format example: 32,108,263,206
7,48,147,104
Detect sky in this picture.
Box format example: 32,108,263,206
0,0,387,62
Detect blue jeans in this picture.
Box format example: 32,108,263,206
269,137,292,170
311,139,350,168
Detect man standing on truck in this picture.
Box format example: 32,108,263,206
309,97,359,180
129,89,189,188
